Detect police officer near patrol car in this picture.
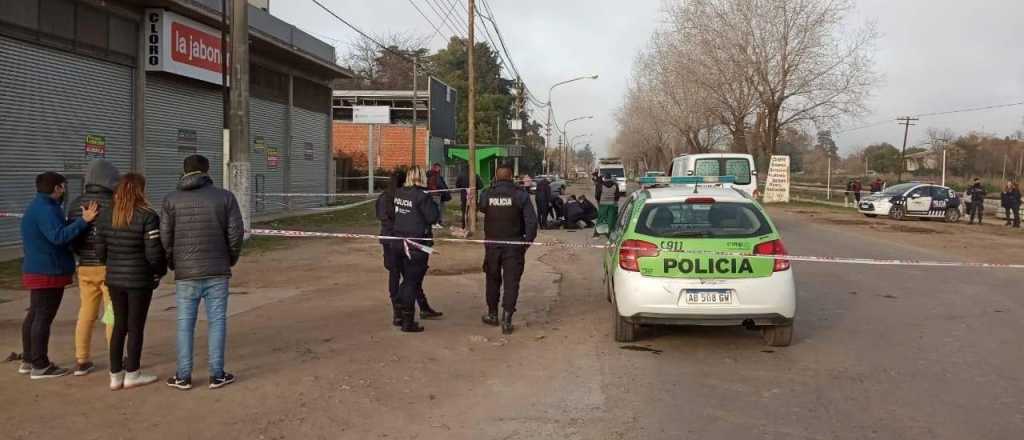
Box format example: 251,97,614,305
967,178,986,225
389,166,440,333
478,165,538,334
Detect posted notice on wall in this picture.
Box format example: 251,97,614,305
762,155,791,203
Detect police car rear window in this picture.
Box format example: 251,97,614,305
634,202,772,238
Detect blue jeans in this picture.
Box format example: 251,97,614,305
175,277,229,379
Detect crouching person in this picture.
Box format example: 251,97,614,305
96,173,167,390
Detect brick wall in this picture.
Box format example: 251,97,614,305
333,122,429,171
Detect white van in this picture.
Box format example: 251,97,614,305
598,158,627,193
670,153,758,197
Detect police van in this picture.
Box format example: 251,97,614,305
602,176,796,346
857,182,962,222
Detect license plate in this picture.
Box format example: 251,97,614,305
683,289,733,305
860,203,871,209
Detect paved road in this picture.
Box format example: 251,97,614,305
2,203,1022,439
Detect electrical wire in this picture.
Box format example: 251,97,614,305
406,0,444,45
836,100,1024,135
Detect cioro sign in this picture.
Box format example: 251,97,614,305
145,9,224,85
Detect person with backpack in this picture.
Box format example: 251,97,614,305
18,172,99,379
67,159,120,376
162,155,244,390
96,173,167,390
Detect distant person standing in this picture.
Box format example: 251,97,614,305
535,176,552,229
427,163,450,228
455,172,483,229
596,174,620,233
67,159,120,376
966,178,986,225
19,172,99,379
162,155,244,390
870,178,883,193
1001,180,1021,228
851,179,863,204
478,166,538,334
844,180,854,207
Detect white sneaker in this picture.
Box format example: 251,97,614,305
124,370,158,389
17,362,31,375
110,371,125,391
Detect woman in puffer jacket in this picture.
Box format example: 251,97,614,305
96,173,167,390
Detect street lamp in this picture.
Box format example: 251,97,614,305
544,74,599,173
561,115,593,177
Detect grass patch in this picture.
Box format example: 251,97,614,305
0,258,23,291
771,200,853,214
245,201,379,256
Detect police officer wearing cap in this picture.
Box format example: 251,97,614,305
478,165,538,334
389,166,439,333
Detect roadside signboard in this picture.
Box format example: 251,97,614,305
352,106,390,124
763,155,791,203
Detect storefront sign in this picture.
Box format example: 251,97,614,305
145,9,224,85
267,147,281,168
304,142,315,160
177,129,198,154
84,134,106,156
352,106,390,124
254,136,266,152
762,155,791,203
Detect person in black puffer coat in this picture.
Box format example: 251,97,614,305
388,166,440,333
67,159,119,375
96,173,167,390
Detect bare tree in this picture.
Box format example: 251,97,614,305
340,32,426,88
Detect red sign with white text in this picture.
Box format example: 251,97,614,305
170,21,222,74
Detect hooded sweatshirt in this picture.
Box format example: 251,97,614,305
68,160,120,266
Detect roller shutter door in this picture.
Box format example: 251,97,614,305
290,107,329,209
144,73,223,207
0,36,133,246
249,97,287,214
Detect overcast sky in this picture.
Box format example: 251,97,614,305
272,0,1024,157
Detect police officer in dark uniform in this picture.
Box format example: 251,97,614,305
388,166,439,333
535,177,552,229
478,165,538,334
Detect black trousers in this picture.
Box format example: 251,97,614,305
970,202,984,223
22,288,65,369
108,287,154,373
383,244,430,308
484,245,526,313
1013,207,1022,227
460,198,468,229
536,199,550,228
391,242,430,312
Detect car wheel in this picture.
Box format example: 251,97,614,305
889,205,906,221
761,323,793,347
863,214,877,218
944,208,961,223
612,302,638,343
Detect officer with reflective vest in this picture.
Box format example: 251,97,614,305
389,166,439,333
478,165,538,334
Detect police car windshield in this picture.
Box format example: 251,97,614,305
880,183,917,195
635,202,772,238
601,168,625,178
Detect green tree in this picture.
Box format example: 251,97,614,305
427,37,515,145
863,142,901,173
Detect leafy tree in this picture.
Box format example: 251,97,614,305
863,142,901,174
427,37,515,145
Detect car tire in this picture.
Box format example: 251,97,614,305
944,208,961,223
761,323,793,347
612,303,638,343
889,205,906,221
863,214,877,218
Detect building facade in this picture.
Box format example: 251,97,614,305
0,0,350,246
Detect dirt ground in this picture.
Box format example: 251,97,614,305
770,202,1024,265
2,188,1023,439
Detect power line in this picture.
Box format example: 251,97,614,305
835,100,1024,135
406,0,444,45
430,0,467,40
420,0,463,44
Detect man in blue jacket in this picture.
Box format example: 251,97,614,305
19,172,99,379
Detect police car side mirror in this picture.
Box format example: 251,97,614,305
911,194,920,198
595,224,610,236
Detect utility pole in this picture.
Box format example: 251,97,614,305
220,0,230,182
411,54,418,168
228,0,250,234
466,0,478,234
896,116,919,183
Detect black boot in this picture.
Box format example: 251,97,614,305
481,310,499,327
400,308,424,333
419,299,444,320
391,304,402,327
501,310,515,335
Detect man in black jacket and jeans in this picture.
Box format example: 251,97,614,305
478,166,538,334
161,155,244,390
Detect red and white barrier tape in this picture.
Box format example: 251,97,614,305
255,188,471,197
247,228,1024,269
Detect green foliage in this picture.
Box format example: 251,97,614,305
863,142,901,173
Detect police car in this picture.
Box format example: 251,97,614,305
857,182,962,222
602,176,796,346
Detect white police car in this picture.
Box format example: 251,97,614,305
857,182,962,222
603,176,797,346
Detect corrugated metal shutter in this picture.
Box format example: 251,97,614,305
290,107,328,209
0,35,133,246
249,97,287,214
144,73,223,207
